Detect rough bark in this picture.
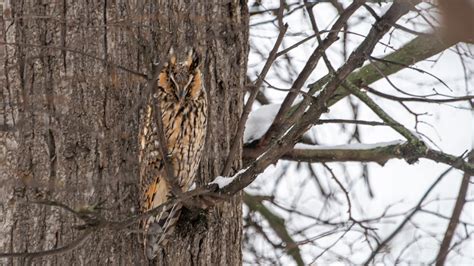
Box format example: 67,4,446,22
0,1,248,265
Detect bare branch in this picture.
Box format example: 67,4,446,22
244,192,305,266
342,81,421,143
244,142,474,175
0,41,147,79
279,142,405,165
435,152,472,265
322,33,459,106
365,86,474,103
363,155,467,265
0,229,94,261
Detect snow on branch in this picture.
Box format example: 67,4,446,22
243,100,306,144
279,140,410,165
244,103,281,144
210,168,248,189
294,140,405,150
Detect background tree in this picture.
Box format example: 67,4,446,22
1,0,473,265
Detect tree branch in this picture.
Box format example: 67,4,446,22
0,41,147,79
435,152,473,265
0,229,94,262
279,142,405,165
244,142,474,175
323,33,458,106
244,192,305,266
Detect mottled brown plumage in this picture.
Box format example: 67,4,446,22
139,49,207,259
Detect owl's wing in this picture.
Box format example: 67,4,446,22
139,103,183,259
139,104,166,211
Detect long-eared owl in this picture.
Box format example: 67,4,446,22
139,48,207,259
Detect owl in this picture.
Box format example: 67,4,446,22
139,48,208,259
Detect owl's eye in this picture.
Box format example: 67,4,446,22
157,71,176,96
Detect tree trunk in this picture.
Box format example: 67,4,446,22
0,1,248,265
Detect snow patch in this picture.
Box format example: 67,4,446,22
187,182,196,191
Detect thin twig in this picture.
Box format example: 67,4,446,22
365,86,474,103
342,81,421,144
316,119,386,126
322,164,352,217
0,229,94,260
0,41,147,79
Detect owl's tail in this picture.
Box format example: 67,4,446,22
143,202,183,260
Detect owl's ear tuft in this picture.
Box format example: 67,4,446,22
184,49,193,68
168,47,176,67
192,49,201,70
186,48,201,71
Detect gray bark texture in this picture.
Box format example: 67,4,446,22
0,0,248,265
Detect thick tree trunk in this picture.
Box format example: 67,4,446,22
0,1,248,265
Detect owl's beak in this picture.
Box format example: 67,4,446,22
180,89,188,99
180,75,193,100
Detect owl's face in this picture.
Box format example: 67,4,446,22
158,50,203,102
